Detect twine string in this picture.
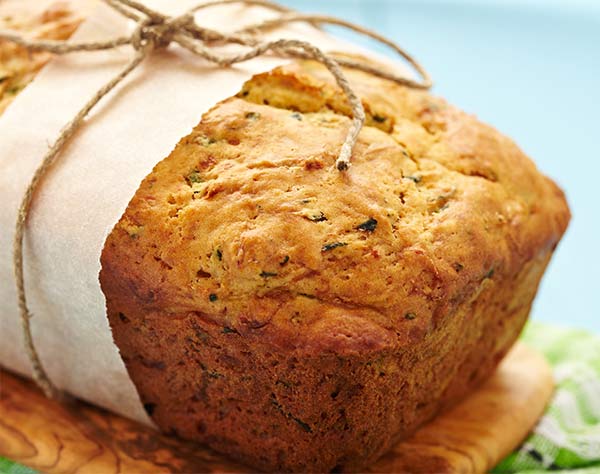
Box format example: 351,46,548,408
1,0,432,398
13,48,148,400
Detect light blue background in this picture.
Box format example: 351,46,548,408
282,0,599,332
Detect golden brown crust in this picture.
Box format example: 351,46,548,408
101,249,552,472
100,58,569,471
0,1,82,115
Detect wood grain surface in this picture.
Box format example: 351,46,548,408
0,342,553,473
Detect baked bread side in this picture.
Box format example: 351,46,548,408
100,59,569,472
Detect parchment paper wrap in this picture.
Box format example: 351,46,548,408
0,0,408,424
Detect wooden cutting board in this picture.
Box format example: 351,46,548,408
0,342,553,473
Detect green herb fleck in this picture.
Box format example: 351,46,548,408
195,135,217,146
223,326,238,334
208,370,223,379
435,202,450,213
298,293,316,299
453,262,464,273
271,396,284,411
290,112,303,121
209,293,218,302
215,249,222,261
126,225,143,239
271,392,308,433
245,111,260,120
186,170,203,184
404,312,417,320
373,114,387,123
308,211,327,222
293,417,312,433
357,217,378,232
321,242,348,252
484,268,495,279
260,271,278,278
276,379,292,388
432,189,456,213
405,175,422,184
6,85,22,96
279,255,290,266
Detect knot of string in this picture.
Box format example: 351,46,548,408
131,12,195,50
0,0,432,399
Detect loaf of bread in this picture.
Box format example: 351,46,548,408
99,58,570,472
0,1,81,114
1,1,569,471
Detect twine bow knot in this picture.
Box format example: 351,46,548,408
1,0,431,399
131,17,179,50
129,9,199,51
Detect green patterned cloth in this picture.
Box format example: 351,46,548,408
493,323,600,473
1,323,599,474
0,459,35,474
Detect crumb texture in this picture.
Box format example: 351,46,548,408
100,58,570,472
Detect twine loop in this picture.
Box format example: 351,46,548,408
1,0,432,399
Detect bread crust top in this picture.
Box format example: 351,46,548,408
100,59,570,354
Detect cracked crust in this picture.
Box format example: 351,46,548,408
100,58,569,472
